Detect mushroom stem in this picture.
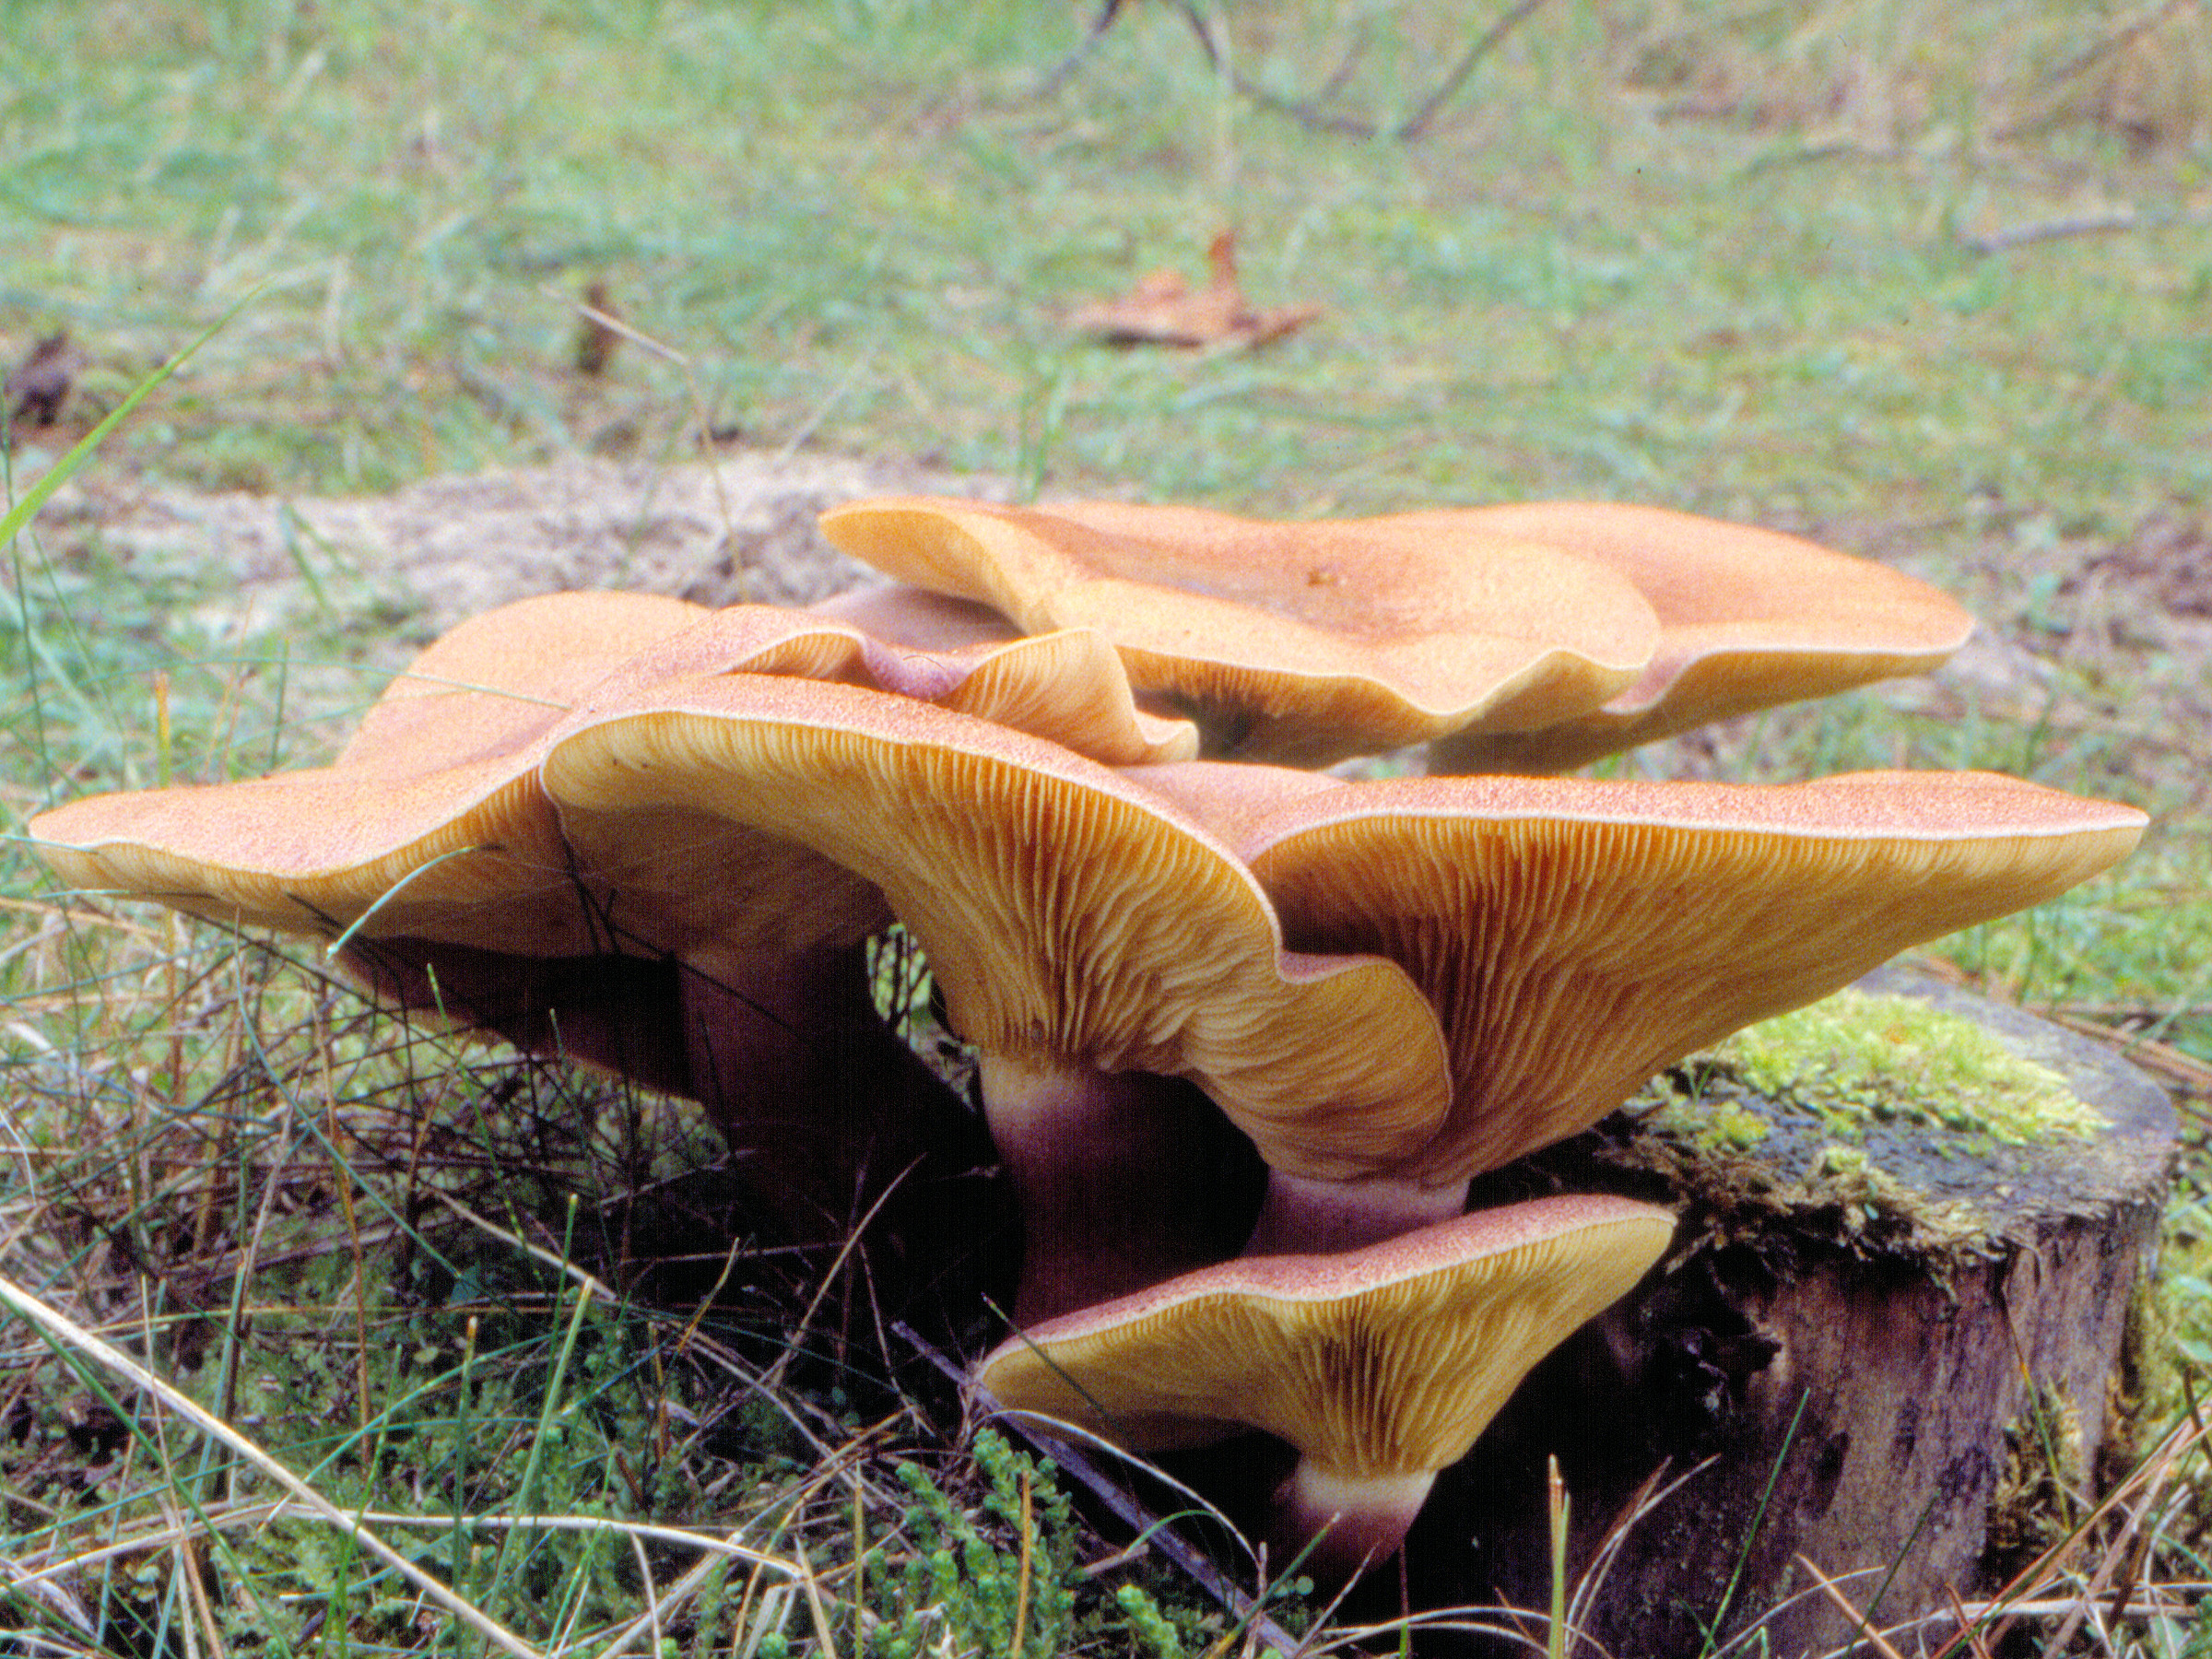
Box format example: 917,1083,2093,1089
682,938,995,1249
977,1054,1239,1326
339,938,695,1097
1244,1171,1468,1256
1272,1465,1437,1583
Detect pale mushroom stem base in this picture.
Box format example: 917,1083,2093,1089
1243,1171,1469,1256
978,1054,1238,1327
1272,1465,1438,1585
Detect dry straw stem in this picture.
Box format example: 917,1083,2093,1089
0,1265,546,1658
1849,1415,2211,1655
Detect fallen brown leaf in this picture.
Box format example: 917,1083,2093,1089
572,281,621,377
6,331,81,426
1070,229,1321,350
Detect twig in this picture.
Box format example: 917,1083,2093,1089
1959,212,2159,255
891,1320,1310,1658
1165,0,1551,141
1394,0,1554,140
1035,0,1130,98
762,1160,918,1392
2037,1009,2212,1105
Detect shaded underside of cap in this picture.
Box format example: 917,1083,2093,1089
539,674,1451,1175
338,935,696,1097
978,1194,1676,1472
552,800,893,962
810,583,1022,652
1240,771,2148,1182
818,496,1661,765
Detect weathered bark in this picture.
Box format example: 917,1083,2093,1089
1404,969,2175,1657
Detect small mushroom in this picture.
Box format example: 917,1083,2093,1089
539,674,1453,1321
1421,501,1975,773
818,496,1661,765
1132,765,2149,1252
977,1193,1677,1581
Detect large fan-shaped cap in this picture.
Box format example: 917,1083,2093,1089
978,1194,1676,1576
1239,771,2147,1185
818,496,1662,765
28,590,1198,961
29,590,713,952
1423,502,1975,772
540,674,1452,1173
542,674,1454,1319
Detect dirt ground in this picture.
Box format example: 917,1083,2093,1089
29,447,1010,641
18,444,2207,818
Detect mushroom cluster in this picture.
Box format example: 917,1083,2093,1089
27,496,2147,1582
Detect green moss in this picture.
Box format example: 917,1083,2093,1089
1983,1382,2086,1580
1711,990,2100,1152
1650,1094,1771,1154
1584,984,2124,1265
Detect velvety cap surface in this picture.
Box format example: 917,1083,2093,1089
819,496,1663,764
1421,503,1974,772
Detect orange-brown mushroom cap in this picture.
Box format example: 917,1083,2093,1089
1422,502,1975,773
1238,770,2148,1186
29,590,714,952
818,496,1663,765
977,1194,1677,1574
584,600,1199,768
27,591,1196,962
538,673,1452,1175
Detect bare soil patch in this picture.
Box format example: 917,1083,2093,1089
19,452,2208,816
33,447,1008,643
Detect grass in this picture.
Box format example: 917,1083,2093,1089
5,0,2212,1652
5,2,2208,521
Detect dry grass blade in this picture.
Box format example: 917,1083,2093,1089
1876,1417,2212,1654
1794,1553,1909,1659
1011,1465,1035,1659
792,1537,842,1659
426,1184,622,1303
584,1545,733,1659
1567,1457,1713,1636
1943,1584,1996,1659
0,1266,546,1659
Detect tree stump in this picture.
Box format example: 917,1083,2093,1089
1410,967,2177,1657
